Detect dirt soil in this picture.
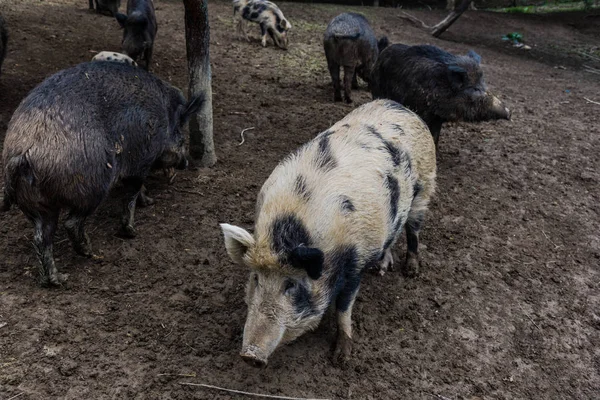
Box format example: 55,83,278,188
1,1,599,399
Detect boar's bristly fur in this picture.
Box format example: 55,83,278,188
0,15,7,78
2,61,203,286
323,13,388,103
371,44,511,151
221,99,436,366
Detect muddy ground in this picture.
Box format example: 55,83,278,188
0,1,599,399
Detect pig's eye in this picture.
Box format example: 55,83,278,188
284,280,297,295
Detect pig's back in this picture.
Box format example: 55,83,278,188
255,100,433,267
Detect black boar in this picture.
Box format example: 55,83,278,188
115,0,157,70
90,0,121,16
0,15,7,77
221,99,436,366
233,0,291,50
371,44,511,150
1,61,203,286
323,13,388,104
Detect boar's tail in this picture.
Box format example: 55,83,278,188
1,154,30,212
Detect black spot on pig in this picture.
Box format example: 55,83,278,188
291,281,318,316
250,12,259,19
413,182,422,198
325,245,361,312
272,214,312,256
367,125,401,167
289,246,324,280
391,124,405,134
316,134,337,171
340,196,355,213
294,175,311,200
385,173,399,222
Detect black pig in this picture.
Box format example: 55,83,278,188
115,0,157,70
1,61,203,286
90,0,121,16
323,13,388,103
0,15,7,77
371,44,510,150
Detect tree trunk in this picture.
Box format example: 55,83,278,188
431,0,472,37
183,0,216,167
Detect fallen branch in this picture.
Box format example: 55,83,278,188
526,314,541,331
578,51,600,63
239,127,255,146
6,393,24,400
179,382,330,400
399,11,431,28
583,97,600,106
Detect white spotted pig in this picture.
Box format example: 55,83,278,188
220,99,436,367
92,51,138,67
233,0,291,49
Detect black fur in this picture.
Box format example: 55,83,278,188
325,245,361,312
294,175,311,200
366,125,401,167
316,134,337,171
292,281,318,315
384,173,399,223
289,246,324,280
115,0,157,71
340,196,355,212
413,182,422,198
93,0,121,16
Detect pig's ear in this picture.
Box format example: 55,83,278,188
220,223,255,265
378,36,389,53
289,246,324,280
115,13,128,28
447,64,468,89
180,94,205,125
467,50,482,65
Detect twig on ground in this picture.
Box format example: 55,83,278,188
583,97,600,106
427,393,452,400
6,393,24,400
541,230,560,249
169,172,178,185
398,11,432,28
179,382,330,400
173,188,204,196
578,51,600,63
526,314,541,331
239,127,255,146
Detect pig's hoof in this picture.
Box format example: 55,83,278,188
344,97,353,104
402,254,420,278
137,194,155,207
379,249,394,276
332,332,353,366
40,272,69,287
119,225,137,239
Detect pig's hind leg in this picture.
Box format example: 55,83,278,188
64,210,93,258
326,59,342,102
259,23,268,47
119,177,144,238
29,209,66,286
343,65,355,104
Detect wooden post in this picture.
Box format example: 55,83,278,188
183,0,217,167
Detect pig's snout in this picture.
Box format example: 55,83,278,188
176,156,188,170
240,346,268,368
490,94,511,121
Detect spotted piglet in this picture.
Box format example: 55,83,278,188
92,51,138,67
233,0,291,49
220,99,436,367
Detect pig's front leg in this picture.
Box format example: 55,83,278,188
119,177,144,238
333,278,361,364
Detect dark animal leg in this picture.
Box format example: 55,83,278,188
259,23,268,47
333,277,362,365
327,59,342,102
343,65,355,104
403,212,424,277
89,0,94,9
64,211,92,257
428,118,443,154
351,70,359,90
32,210,65,286
143,46,153,71
119,177,144,238
137,184,155,207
